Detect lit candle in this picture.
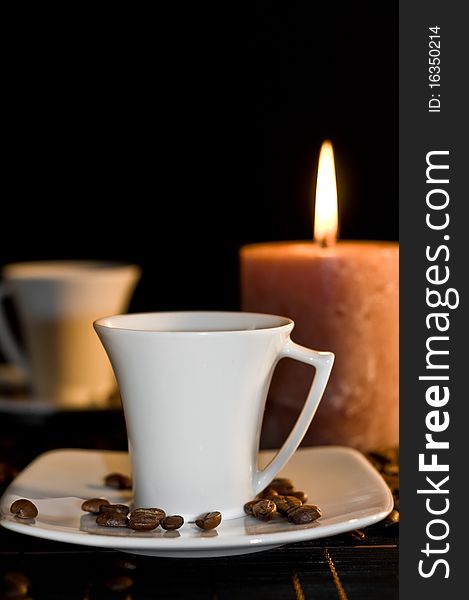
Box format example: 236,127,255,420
240,141,398,451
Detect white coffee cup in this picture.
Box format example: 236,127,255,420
95,311,334,520
0,261,141,407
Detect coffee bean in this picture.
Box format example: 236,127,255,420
287,504,322,524
105,575,134,592
243,500,258,515
99,503,129,516
383,464,399,476
256,487,279,500
252,499,277,521
161,515,184,530
10,499,38,519
96,512,129,527
347,528,366,541
131,507,166,521
195,511,222,530
289,490,308,503
383,509,400,527
81,498,110,513
104,472,132,490
2,571,31,596
269,477,294,495
274,495,302,515
128,513,160,531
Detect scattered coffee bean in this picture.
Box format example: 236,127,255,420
252,499,277,521
99,503,129,516
81,498,110,513
269,477,294,495
10,498,38,519
2,571,31,597
256,487,279,499
289,490,308,503
383,464,399,476
96,512,129,527
131,507,166,521
243,500,258,515
195,511,222,530
161,515,184,530
347,528,366,541
383,509,400,527
274,495,302,515
105,575,134,592
128,512,160,531
287,504,322,524
104,472,132,490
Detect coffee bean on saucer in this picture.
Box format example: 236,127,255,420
289,490,308,503
287,504,322,524
274,495,302,515
252,499,277,521
161,515,184,530
256,487,279,500
96,512,129,527
131,507,166,521
81,498,110,514
269,477,294,495
195,511,222,530
99,503,130,516
244,500,258,515
104,473,132,490
10,498,38,519
128,512,160,531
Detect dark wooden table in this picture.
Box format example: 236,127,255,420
0,411,398,599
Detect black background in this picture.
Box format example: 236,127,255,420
3,3,398,312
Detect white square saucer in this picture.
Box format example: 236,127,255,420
0,447,393,558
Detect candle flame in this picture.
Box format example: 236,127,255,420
314,140,338,247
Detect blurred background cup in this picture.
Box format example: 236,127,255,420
0,261,140,408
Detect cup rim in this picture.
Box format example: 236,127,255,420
94,311,294,334
2,261,140,280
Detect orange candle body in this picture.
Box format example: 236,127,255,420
240,241,399,451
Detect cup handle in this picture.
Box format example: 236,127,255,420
253,339,334,495
0,282,30,374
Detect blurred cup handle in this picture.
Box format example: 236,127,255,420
0,282,30,375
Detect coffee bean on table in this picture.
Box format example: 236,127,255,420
2,571,31,597
81,498,110,513
99,503,130,516
347,528,366,541
287,504,322,524
104,473,132,490
96,512,129,527
252,499,277,521
383,509,400,527
161,515,184,530
10,499,38,519
105,575,134,592
195,511,222,530
274,495,303,515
